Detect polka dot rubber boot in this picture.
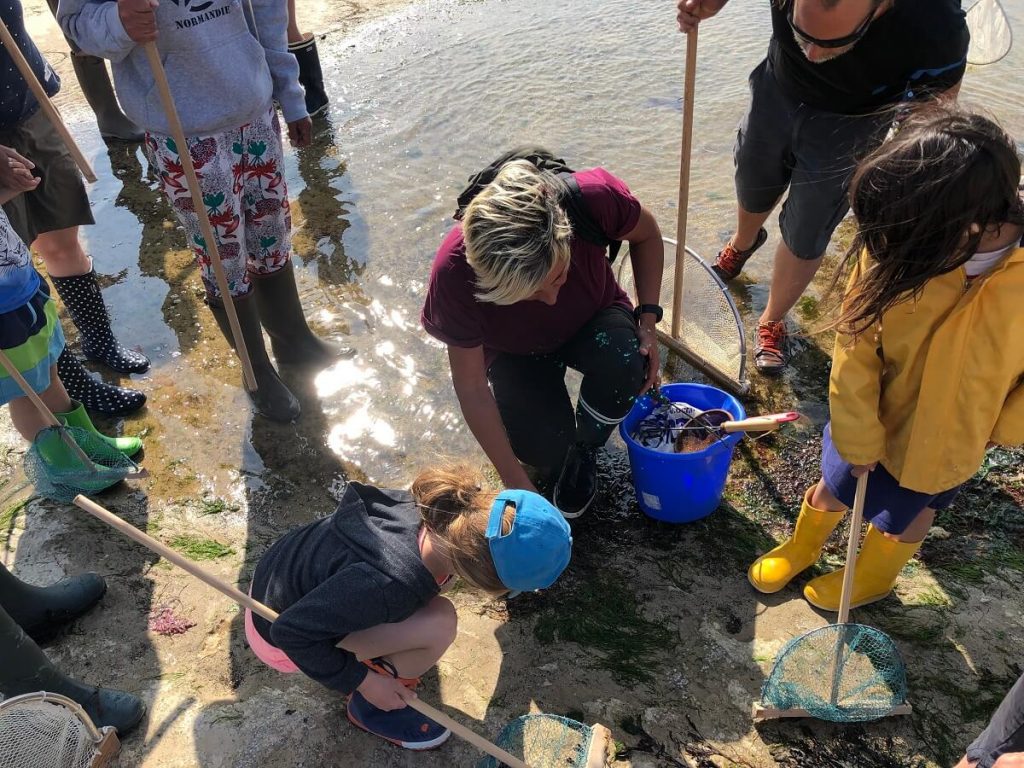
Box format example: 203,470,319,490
51,271,150,374
57,348,147,417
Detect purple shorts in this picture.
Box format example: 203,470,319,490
821,424,961,535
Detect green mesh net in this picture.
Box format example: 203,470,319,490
477,714,596,768
761,623,908,722
23,426,139,503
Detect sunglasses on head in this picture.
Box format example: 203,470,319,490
786,1,877,49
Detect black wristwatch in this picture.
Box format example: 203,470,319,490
634,304,663,323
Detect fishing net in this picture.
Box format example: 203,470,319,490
476,715,606,768
23,426,139,503
614,236,745,390
761,623,909,722
631,395,732,453
967,0,1012,65
0,692,118,768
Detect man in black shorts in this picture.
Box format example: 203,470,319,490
0,0,148,414
677,0,968,374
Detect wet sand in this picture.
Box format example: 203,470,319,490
2,1,1024,766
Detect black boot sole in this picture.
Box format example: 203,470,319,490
83,349,151,375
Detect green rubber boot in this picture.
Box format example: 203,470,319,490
33,429,129,496
56,400,142,458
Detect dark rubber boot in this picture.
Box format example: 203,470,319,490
50,271,150,374
207,293,302,423
70,54,144,142
252,263,354,367
553,443,599,520
57,348,147,417
0,563,107,644
0,604,145,734
289,34,329,117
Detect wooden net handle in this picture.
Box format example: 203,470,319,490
838,472,868,625
671,27,697,339
0,349,96,470
0,18,96,183
73,495,532,768
828,472,869,707
142,43,257,391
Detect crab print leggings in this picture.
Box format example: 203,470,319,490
145,106,292,299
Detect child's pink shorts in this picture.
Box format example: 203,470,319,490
244,600,299,673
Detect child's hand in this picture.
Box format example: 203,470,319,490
356,671,415,711
0,145,39,194
118,0,159,43
287,117,313,148
850,462,877,478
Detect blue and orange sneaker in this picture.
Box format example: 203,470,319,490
346,691,451,750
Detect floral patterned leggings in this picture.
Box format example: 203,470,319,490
145,106,292,299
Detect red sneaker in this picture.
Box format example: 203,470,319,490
712,227,768,282
754,320,788,375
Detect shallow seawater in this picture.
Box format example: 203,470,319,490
19,0,1024,487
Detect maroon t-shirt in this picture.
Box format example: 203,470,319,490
421,167,640,364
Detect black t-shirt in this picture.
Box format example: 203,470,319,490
767,0,969,115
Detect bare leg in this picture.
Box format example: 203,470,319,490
886,507,935,544
32,228,91,278
760,240,823,324
286,0,305,44
809,477,847,512
7,367,72,441
731,203,774,252
340,597,458,679
812,478,935,545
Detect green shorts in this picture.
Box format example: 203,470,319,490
0,108,94,244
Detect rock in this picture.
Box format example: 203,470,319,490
929,526,952,540
641,707,690,751
583,697,631,727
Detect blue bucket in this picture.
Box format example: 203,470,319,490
619,382,746,523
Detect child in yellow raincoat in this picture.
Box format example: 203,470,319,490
748,105,1024,611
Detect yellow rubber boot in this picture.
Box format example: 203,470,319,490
748,488,845,594
803,525,923,612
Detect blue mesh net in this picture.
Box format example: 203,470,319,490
761,623,908,722
476,714,596,768
23,426,139,503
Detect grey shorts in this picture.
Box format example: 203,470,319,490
0,109,94,245
966,672,1024,768
734,59,890,260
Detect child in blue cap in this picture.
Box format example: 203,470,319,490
246,464,572,751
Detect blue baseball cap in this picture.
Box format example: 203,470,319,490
487,489,572,597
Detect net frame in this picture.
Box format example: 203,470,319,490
967,0,1012,65
759,623,909,722
476,715,612,768
614,236,747,394
754,474,913,722
0,691,120,768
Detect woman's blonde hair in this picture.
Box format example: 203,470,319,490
412,465,513,594
462,160,573,305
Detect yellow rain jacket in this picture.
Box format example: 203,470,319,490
829,243,1024,494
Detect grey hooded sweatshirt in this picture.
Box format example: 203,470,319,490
249,482,442,695
57,0,306,137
